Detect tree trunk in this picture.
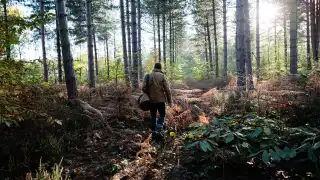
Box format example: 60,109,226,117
274,15,277,62
172,20,175,63
2,0,10,59
93,30,98,76
206,17,213,73
289,0,298,74
307,0,312,70
311,0,319,62
153,14,157,63
223,0,228,81
169,1,173,64
236,0,246,90
212,0,219,77
40,0,48,82
256,0,260,82
86,0,95,88
284,0,288,70
204,26,209,78
244,0,253,90
131,0,139,89
157,5,161,63
120,0,130,85
126,0,132,72
56,0,77,99
55,1,63,83
162,12,167,72
106,37,110,80
138,0,143,80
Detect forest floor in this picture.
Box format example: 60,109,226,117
2,76,320,180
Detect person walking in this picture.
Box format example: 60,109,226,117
142,63,172,132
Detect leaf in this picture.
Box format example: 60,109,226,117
308,149,318,162
251,127,263,138
263,126,272,135
207,139,218,146
234,132,246,140
312,141,320,150
225,134,234,144
283,146,296,159
247,150,263,158
186,141,199,149
188,123,203,128
295,143,311,152
200,140,213,152
262,150,270,164
274,147,285,158
5,122,11,127
212,119,219,125
209,132,218,138
269,149,281,161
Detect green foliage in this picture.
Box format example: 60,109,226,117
184,115,297,165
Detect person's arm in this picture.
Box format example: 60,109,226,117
163,75,172,104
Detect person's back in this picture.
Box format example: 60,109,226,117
142,63,172,131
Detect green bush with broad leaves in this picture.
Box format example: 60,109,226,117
184,114,320,166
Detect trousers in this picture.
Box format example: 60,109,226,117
150,102,166,131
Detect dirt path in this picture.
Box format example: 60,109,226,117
62,88,212,180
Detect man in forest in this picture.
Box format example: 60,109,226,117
142,63,172,132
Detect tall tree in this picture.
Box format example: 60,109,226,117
55,1,63,83
157,1,161,62
56,0,77,99
283,0,288,70
223,0,227,81
206,17,213,73
256,0,260,82
307,0,312,70
93,29,98,76
131,0,139,89
163,9,167,72
212,0,219,77
289,0,298,74
236,0,246,89
126,0,132,73
310,0,319,62
40,0,48,82
244,0,253,89
120,0,130,84
138,0,143,79
2,0,10,59
86,0,95,88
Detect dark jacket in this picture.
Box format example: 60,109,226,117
142,69,172,103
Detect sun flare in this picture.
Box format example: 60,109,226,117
259,2,278,29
